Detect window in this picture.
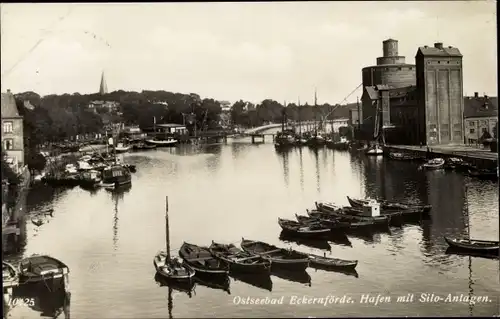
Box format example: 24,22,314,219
3,121,13,133
409,67,413,70
447,61,450,64
398,67,402,71
468,121,475,127
470,128,475,133
3,139,13,150
437,61,441,64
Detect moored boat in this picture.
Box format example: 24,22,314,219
444,236,499,254
308,253,358,271
347,196,431,214
277,217,332,238
421,158,445,170
79,169,102,189
366,144,383,156
3,261,18,288
209,241,271,274
115,143,131,153
240,238,309,271
101,164,132,188
18,255,69,283
315,202,390,226
145,138,178,147
305,210,376,230
154,251,195,280
178,242,229,275
387,152,422,161
133,142,157,150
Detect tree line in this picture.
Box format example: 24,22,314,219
14,90,356,150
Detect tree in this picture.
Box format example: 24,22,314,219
1,146,20,185
26,152,47,174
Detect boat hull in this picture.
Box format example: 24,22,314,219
240,239,310,271
308,255,358,270
145,140,178,147
179,242,229,276
153,255,196,281
444,236,499,254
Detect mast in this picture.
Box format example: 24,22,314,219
298,97,302,136
282,101,286,132
314,88,318,135
165,196,171,260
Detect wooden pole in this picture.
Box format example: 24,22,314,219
165,196,171,261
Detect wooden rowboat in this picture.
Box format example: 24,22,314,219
278,218,332,238
18,255,69,283
178,242,229,275
444,236,499,254
240,238,309,271
308,253,358,271
346,196,431,213
209,241,271,274
315,202,390,226
153,251,195,280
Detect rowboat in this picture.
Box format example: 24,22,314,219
346,196,431,213
153,251,195,280
315,202,390,226
209,241,271,274
308,253,358,271
145,139,178,147
115,143,131,153
305,210,376,229
388,152,422,161
421,158,445,170
178,242,229,275
277,218,332,238
18,255,69,283
444,236,499,254
3,261,18,287
240,238,309,271
295,213,350,230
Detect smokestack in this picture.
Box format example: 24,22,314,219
474,92,479,98
434,42,443,50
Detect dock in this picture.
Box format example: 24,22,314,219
384,144,498,168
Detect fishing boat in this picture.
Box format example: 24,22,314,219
421,158,445,170
366,144,383,156
209,241,271,274
101,164,132,189
346,196,431,214
79,169,102,189
467,168,498,181
154,196,196,281
274,131,296,148
307,253,358,271
315,202,390,226
240,238,309,271
115,143,131,153
388,152,422,161
178,242,229,275
18,255,69,283
277,218,332,238
444,237,499,254
3,261,18,288
145,138,178,147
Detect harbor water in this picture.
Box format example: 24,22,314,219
4,138,499,318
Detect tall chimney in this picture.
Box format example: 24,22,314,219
474,92,479,98
434,42,443,50
6,89,11,93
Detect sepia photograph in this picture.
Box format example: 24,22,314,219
1,1,498,318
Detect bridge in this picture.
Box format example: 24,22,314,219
242,119,350,135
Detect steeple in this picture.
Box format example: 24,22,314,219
99,71,108,95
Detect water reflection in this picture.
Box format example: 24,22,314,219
193,274,231,294
108,184,132,251
271,269,311,286
279,231,332,251
229,272,273,292
155,273,196,319
11,283,71,319
309,148,321,193
281,150,290,187
298,148,305,192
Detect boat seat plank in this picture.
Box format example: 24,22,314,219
233,255,262,262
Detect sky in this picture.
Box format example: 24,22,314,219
0,1,497,104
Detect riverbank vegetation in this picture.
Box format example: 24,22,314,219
14,90,355,149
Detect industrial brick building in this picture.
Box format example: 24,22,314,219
359,40,465,146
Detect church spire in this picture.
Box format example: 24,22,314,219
99,71,108,95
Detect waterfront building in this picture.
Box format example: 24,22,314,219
1,89,25,174
415,42,464,145
143,123,188,136
463,93,498,145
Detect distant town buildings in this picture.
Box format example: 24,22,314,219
88,71,120,112
1,90,25,174
360,39,466,146
463,93,498,145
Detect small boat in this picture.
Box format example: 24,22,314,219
444,236,499,254
153,251,195,280
467,168,498,181
421,158,445,170
178,242,229,275
366,145,383,156
308,253,358,271
315,202,390,226
101,164,132,188
115,143,131,153
18,255,69,283
347,196,431,214
133,142,157,150
240,238,309,271
3,261,18,287
209,241,271,274
79,169,102,189
277,217,332,238
388,152,422,161
275,131,296,148
145,139,178,147
154,273,197,297
300,212,352,229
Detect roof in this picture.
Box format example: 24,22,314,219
363,85,417,101
464,96,498,118
364,86,379,100
1,91,21,118
362,63,415,70
416,46,462,57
